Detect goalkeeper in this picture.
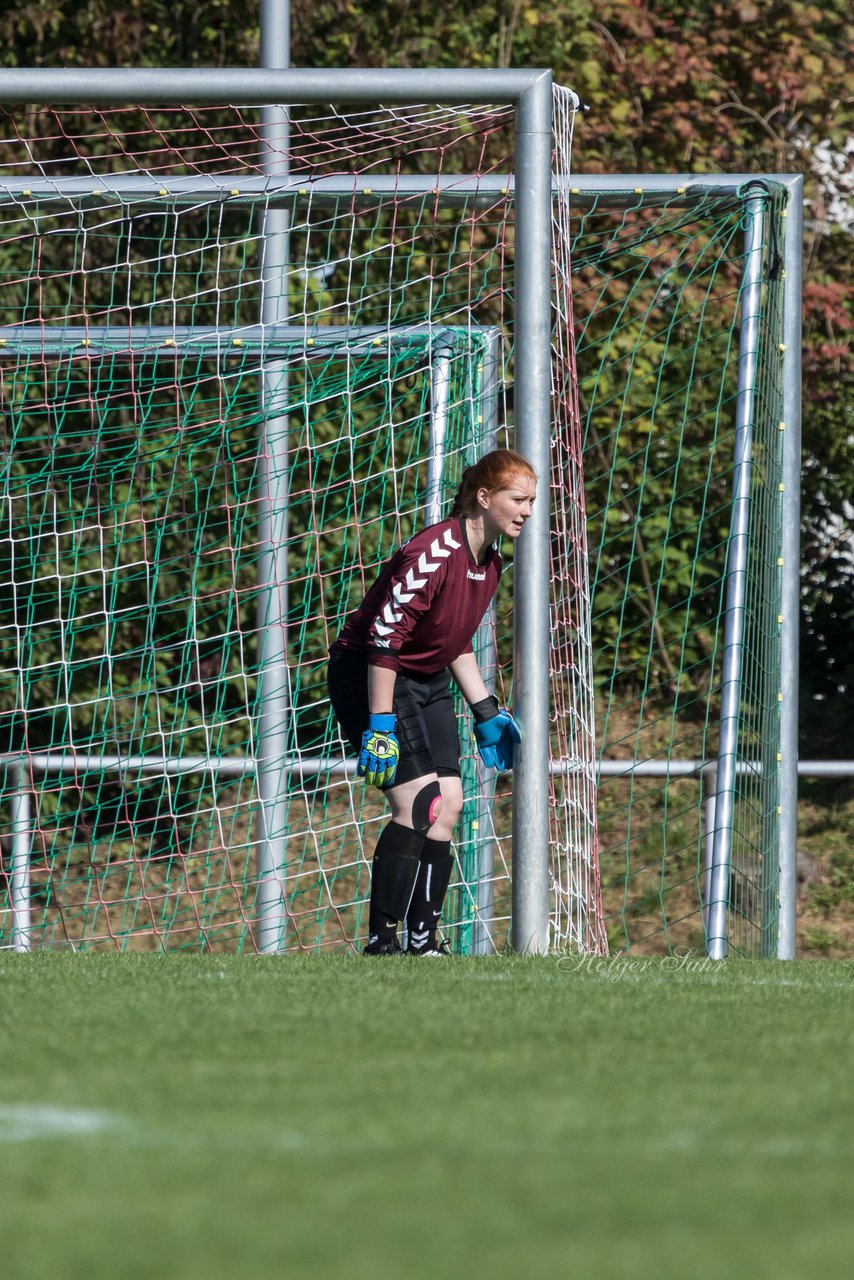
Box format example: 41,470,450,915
327,449,536,956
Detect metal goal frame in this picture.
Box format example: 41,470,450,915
0,69,802,959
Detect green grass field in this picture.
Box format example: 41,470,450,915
1,953,852,1280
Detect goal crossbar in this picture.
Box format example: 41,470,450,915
0,324,494,357
0,172,799,209
0,66,553,106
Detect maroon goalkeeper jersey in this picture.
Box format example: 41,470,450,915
332,516,502,674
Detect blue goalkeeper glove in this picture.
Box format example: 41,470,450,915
471,696,522,771
358,713,400,788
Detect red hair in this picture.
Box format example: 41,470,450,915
450,449,536,518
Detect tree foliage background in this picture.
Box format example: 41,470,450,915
0,0,851,756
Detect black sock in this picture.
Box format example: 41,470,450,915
407,837,453,952
368,822,425,944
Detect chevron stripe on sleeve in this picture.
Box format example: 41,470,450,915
369,524,461,649
332,517,502,676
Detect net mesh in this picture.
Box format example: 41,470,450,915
573,183,786,956
551,88,606,954
0,95,602,954
0,95,785,957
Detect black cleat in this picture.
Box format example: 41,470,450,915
363,937,405,956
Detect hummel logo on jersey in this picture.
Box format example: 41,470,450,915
467,569,486,581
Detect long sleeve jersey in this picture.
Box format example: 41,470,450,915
332,516,502,675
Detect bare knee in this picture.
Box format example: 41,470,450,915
439,791,463,826
427,780,463,838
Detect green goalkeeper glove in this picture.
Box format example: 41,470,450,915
358,713,400,788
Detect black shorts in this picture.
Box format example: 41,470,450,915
327,647,461,788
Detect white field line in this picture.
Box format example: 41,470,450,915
0,1104,127,1142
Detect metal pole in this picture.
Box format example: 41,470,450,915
426,346,453,526
0,67,554,106
510,73,553,954
0,171,802,210
702,765,717,936
10,760,32,953
707,191,767,959
777,177,803,961
472,331,501,956
471,643,498,956
0,323,483,357
401,341,454,954
255,0,291,953
13,745,846,778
